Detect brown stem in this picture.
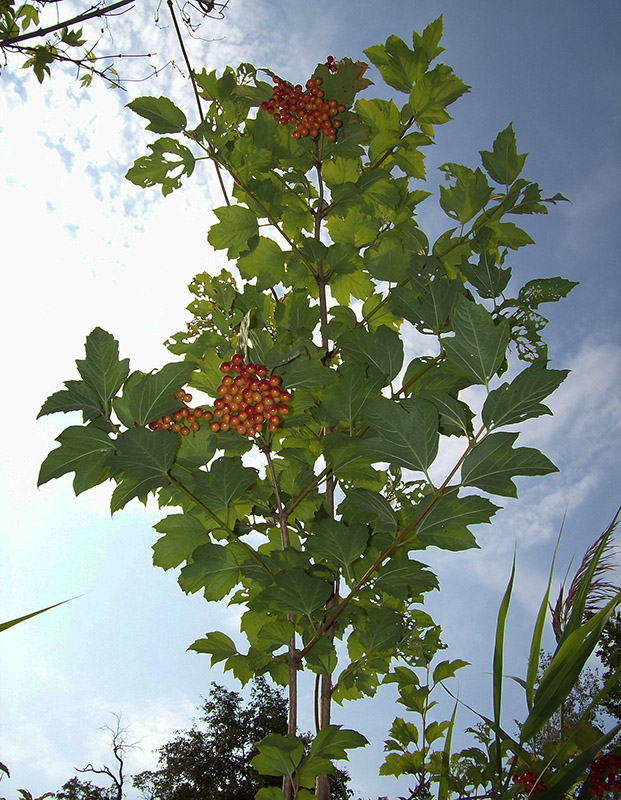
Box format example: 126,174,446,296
262,445,298,752
1,0,135,46
166,0,230,205
298,425,486,662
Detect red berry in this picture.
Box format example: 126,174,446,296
220,361,231,372
180,426,190,436
278,404,290,415
190,421,200,432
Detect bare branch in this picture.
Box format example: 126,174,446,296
1,0,135,47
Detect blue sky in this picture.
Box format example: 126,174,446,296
1,1,620,797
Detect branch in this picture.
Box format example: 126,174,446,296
166,0,230,205
297,425,487,662
1,0,135,47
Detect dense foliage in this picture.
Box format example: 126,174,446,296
37,16,619,800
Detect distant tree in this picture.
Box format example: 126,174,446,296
53,777,115,800
597,611,621,721
133,678,351,800
55,714,138,800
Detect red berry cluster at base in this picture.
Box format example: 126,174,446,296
148,389,212,436
260,73,345,141
587,754,621,797
210,354,291,438
513,771,547,793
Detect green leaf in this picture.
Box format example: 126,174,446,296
391,276,460,335
338,489,398,533
322,434,381,487
322,157,360,187
254,570,333,618
75,327,129,410
484,220,534,250
460,248,511,300
126,362,195,426
415,493,499,550
178,541,239,600
409,64,469,129
237,236,285,289
152,514,210,570
461,432,558,497
517,276,579,308
521,593,621,743
125,137,195,197
443,296,510,386
414,390,473,437
108,428,178,511
190,457,258,519
339,325,403,383
307,518,369,568
207,205,259,259
375,554,438,600
16,4,39,30
326,206,381,248
482,366,569,429
278,359,335,392
363,231,409,282
364,35,421,93
188,630,238,663
321,365,384,424
38,379,102,420
38,424,114,494
439,165,492,224
0,597,76,634
357,606,404,652
305,637,338,675
126,96,187,133
361,397,439,473
479,124,527,186
433,659,469,683
308,725,369,760
251,734,305,777
493,552,515,769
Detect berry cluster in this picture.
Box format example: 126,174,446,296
260,73,345,141
148,389,213,436
513,772,547,793
325,55,338,74
210,354,291,437
587,754,621,797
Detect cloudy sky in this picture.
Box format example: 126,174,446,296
1,1,620,797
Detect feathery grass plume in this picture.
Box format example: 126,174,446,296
551,508,620,642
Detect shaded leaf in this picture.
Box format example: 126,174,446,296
461,432,558,497
482,365,569,429
152,514,210,570
38,423,114,494
361,397,439,473
443,296,510,386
